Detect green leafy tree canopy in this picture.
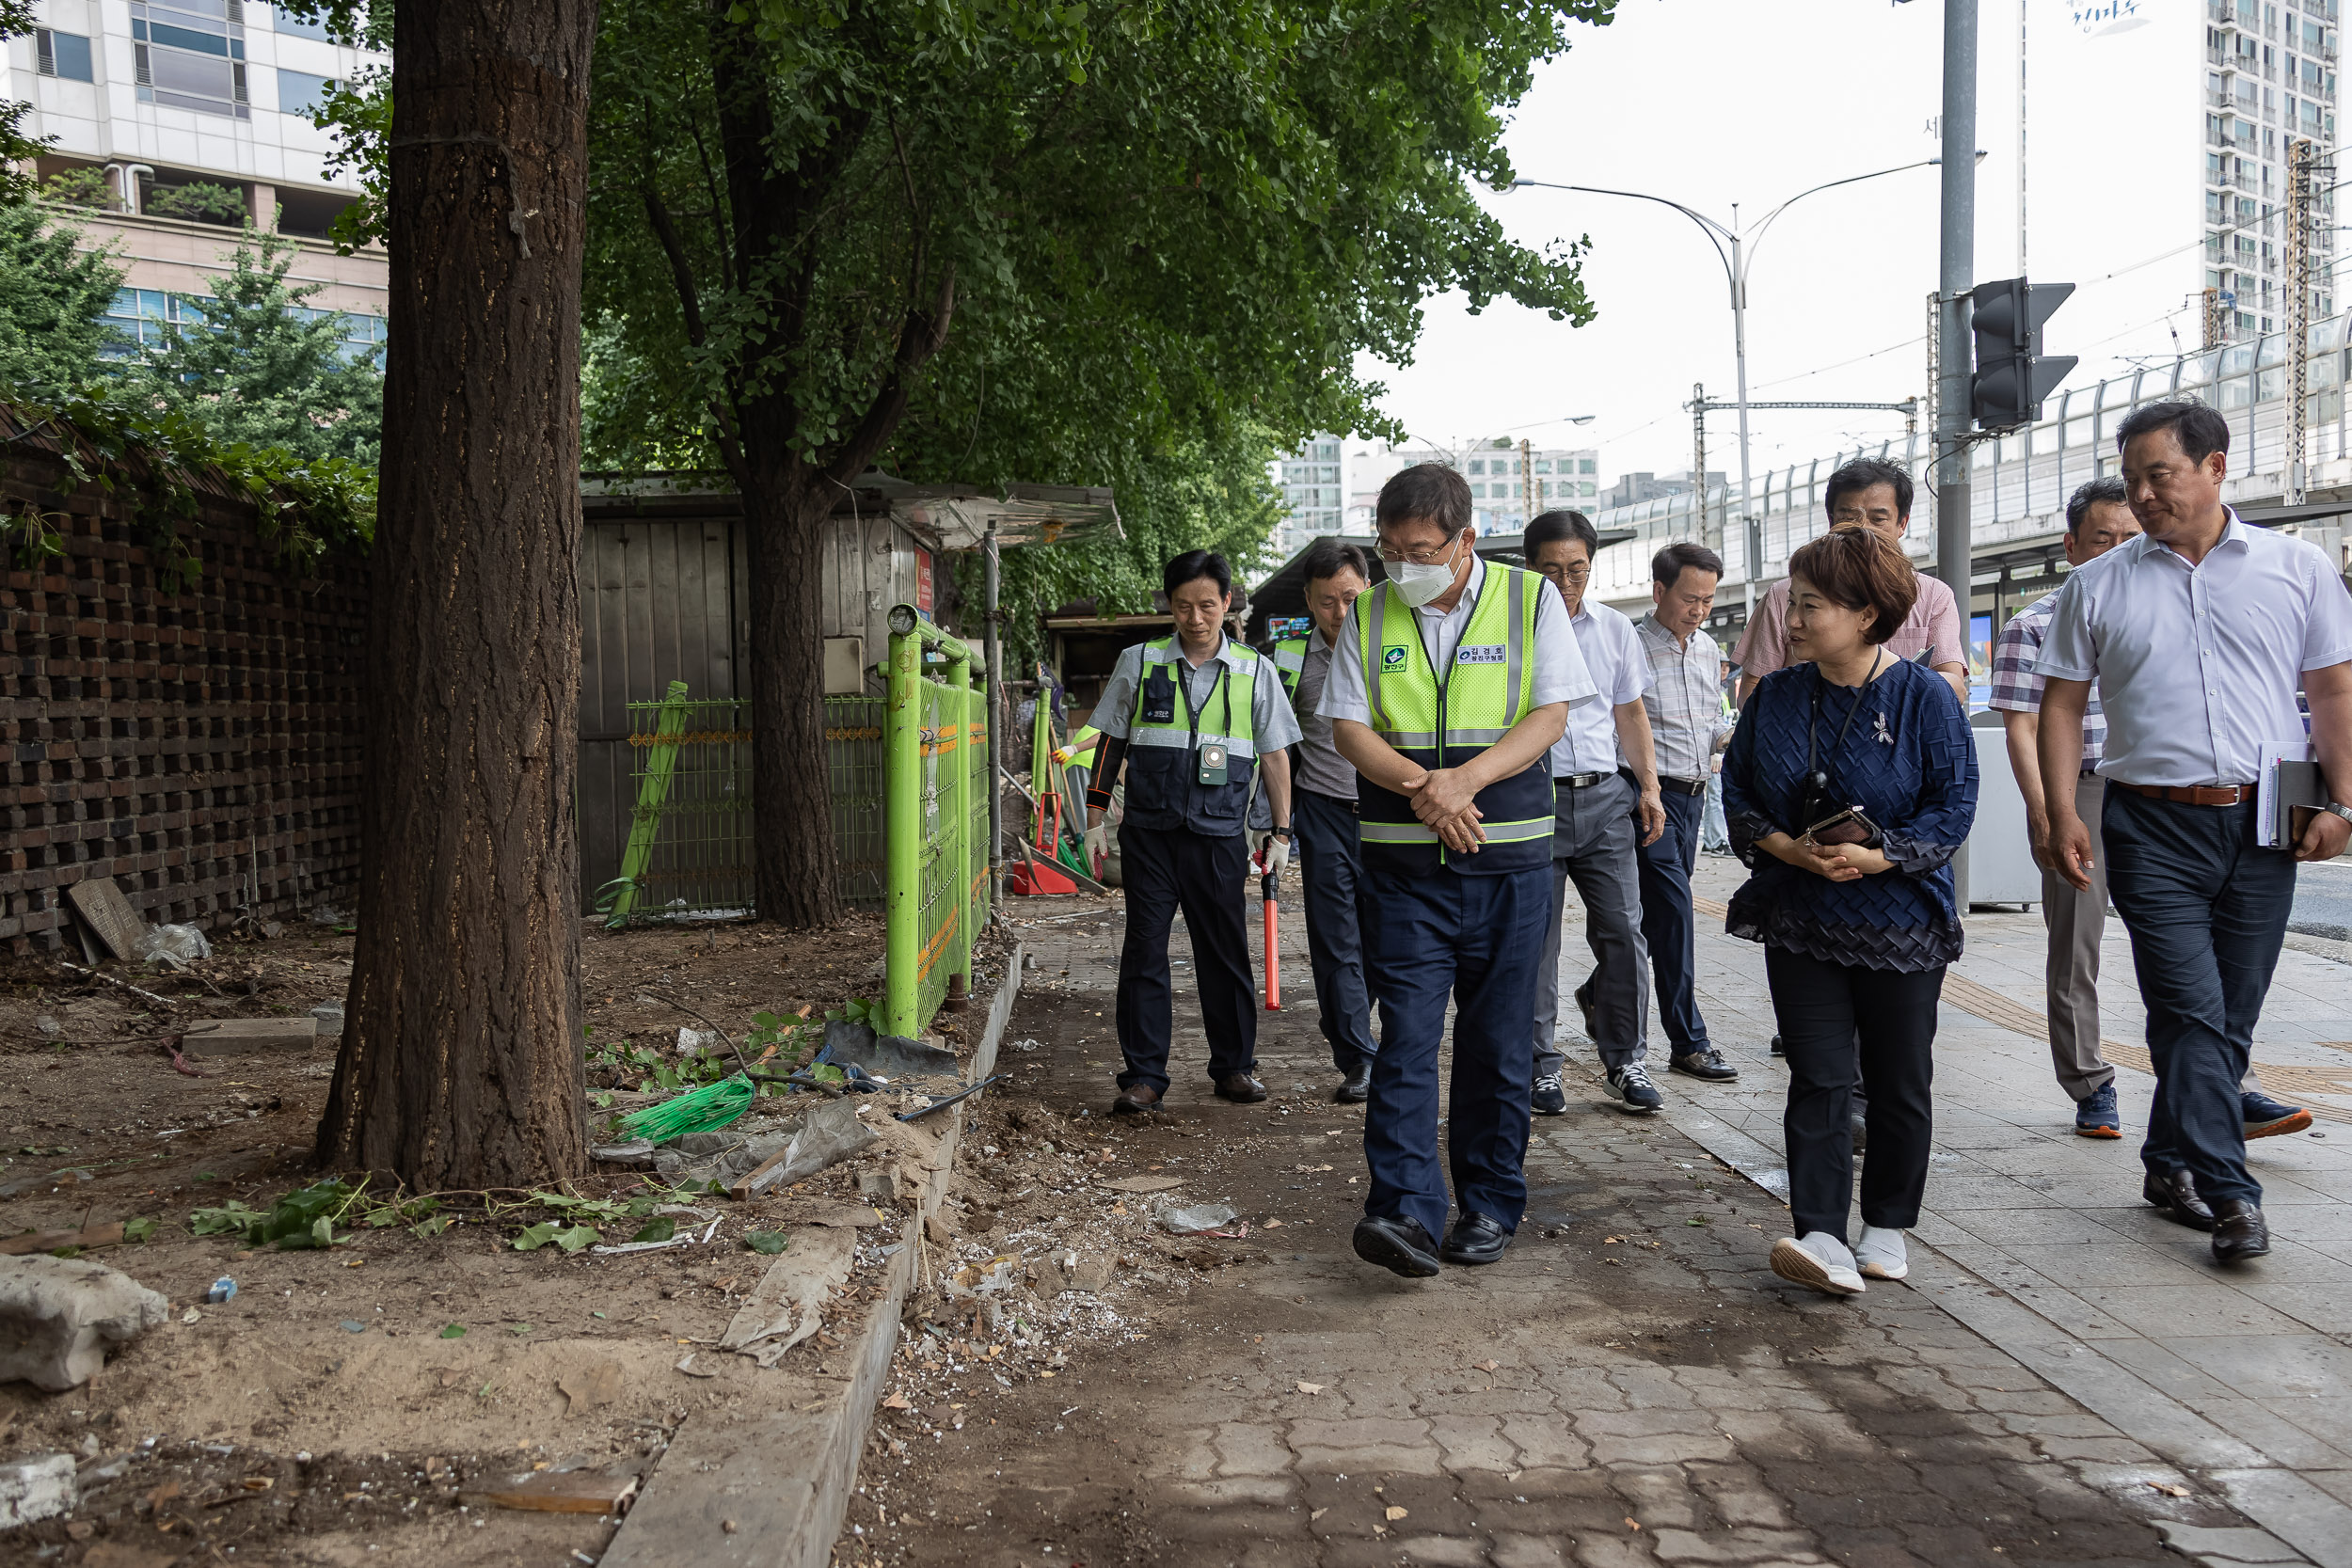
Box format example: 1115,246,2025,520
0,197,125,400
126,230,384,467
0,0,49,204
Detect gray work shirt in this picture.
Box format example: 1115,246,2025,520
1637,612,1731,782
1288,626,1358,800
1091,633,1303,754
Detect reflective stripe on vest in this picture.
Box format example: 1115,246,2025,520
1271,638,1309,699
1125,638,1261,758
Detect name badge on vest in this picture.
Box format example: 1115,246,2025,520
1140,666,1176,724
1456,643,1506,665
1381,645,1409,669
1198,741,1229,786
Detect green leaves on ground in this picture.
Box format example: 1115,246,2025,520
629,1216,676,1244
439,1323,467,1339
743,1231,789,1256
122,1217,158,1243
512,1222,601,1254
189,1179,358,1249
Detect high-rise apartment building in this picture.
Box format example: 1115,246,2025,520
2205,0,2339,339
1272,434,1346,559
1334,438,1602,536
6,2,389,349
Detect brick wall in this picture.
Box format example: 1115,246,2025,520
0,426,368,954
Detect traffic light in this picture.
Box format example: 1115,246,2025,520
1970,277,2076,431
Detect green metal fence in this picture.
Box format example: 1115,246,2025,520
598,689,891,925
884,605,992,1038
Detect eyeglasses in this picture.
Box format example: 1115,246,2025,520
1375,538,1463,566
1535,563,1591,585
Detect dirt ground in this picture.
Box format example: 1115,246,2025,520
0,907,980,1567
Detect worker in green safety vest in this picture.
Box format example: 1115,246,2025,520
1269,635,1310,700
1319,463,1596,1278
1083,551,1302,1115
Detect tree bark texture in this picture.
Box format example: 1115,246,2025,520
316,0,596,1188
742,455,841,930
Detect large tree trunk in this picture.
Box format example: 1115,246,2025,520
316,0,597,1187
743,438,844,929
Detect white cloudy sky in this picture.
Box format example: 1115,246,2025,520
1361,0,2203,486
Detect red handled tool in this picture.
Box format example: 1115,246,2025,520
1258,853,1281,1011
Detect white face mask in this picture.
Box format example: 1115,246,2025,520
1388,537,1465,609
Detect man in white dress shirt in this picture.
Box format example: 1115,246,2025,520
1522,510,1667,1116
2039,401,2352,1266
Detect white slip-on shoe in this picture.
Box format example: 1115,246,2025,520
1770,1231,1867,1297
1854,1226,1909,1281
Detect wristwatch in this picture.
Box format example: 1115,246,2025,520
2323,801,2352,829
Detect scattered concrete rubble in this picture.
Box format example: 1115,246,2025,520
0,1255,170,1391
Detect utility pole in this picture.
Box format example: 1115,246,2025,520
1519,436,1534,531
2288,136,2315,505
1935,0,1979,909
2016,0,2027,277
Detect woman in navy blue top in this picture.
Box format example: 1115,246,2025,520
1723,528,1978,1298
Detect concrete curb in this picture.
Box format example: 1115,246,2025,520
601,937,1025,1568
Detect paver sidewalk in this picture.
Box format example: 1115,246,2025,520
837,896,2315,1568
1575,856,2352,1568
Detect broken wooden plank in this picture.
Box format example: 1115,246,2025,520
459,1469,640,1515
0,1223,124,1257
64,879,146,962
180,1017,319,1055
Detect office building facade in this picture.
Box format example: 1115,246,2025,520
6,1,389,348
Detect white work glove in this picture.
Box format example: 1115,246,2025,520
1258,832,1291,877
1051,746,1073,766
1084,822,1109,864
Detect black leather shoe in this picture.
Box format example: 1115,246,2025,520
1333,1060,1373,1103
1440,1212,1512,1266
1670,1048,1740,1082
1110,1084,1163,1117
1770,1034,1786,1057
1352,1214,1442,1278
1574,978,1598,1041
1214,1072,1267,1104
1850,1111,1868,1155
2211,1199,2270,1264
2144,1167,2217,1231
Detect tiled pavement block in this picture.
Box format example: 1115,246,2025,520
1168,1475,1299,1507
1574,1535,1664,1568
1609,1464,1709,1528
1489,1532,1573,1568
1427,1412,1518,1472
2152,1521,2312,1564
1610,1365,1705,1409
1989,1410,2131,1441
1686,1460,1801,1528
1645,1528,1823,1564
1152,1429,1220,1481
1390,1535,1487,1566
1212,1420,1295,1477
1413,1385,1564,1418
1498,1412,1597,1469
2301,1467,2352,1510
2210,1467,2352,1568
2022,1433,2169,1465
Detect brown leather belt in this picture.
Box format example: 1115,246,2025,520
2112,781,2255,807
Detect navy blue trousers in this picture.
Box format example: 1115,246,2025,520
1361,865,1549,1243
1115,826,1257,1095
1294,790,1378,1070
2102,788,2296,1207
1636,787,1711,1054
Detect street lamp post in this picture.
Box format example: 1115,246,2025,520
1511,161,1945,610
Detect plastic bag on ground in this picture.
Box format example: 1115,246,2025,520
135,925,211,966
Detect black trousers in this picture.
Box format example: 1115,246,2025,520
1765,945,1942,1244
1115,825,1258,1095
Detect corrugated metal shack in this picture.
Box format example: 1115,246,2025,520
577,475,1119,915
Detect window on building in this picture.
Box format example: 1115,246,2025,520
1534,459,1551,474
278,68,332,115
133,0,251,118
1468,459,1485,475
1579,458,1596,474
1580,483,1597,498
36,27,97,80
274,4,330,38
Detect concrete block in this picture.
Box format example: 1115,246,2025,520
2152,1521,2306,1564
181,1016,318,1054
0,1255,169,1390
0,1452,75,1526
